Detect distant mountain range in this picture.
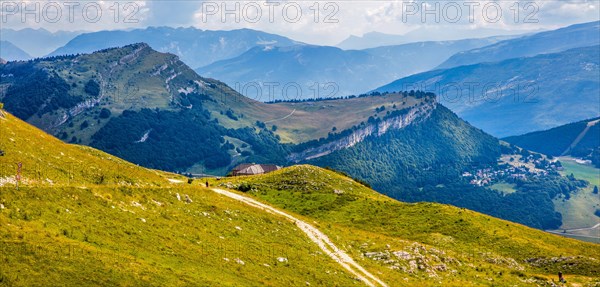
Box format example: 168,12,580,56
0,41,31,61
48,27,300,68
336,27,531,50
437,21,600,69
0,28,82,57
375,45,600,137
197,36,510,99
504,117,600,167
0,44,591,230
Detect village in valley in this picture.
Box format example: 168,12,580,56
461,147,565,188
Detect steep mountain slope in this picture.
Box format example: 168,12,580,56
48,27,299,68
213,166,600,285
0,28,81,58
437,21,600,69
0,112,373,286
0,41,31,61
197,37,509,99
375,45,600,137
504,117,600,167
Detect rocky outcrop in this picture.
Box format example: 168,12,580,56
288,102,437,162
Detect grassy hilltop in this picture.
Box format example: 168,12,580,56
213,166,600,286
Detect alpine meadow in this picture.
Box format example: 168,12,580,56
1,1,599,286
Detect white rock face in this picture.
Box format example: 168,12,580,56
288,102,436,162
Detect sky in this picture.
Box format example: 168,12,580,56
1,0,599,45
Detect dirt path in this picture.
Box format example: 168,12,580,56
211,188,388,287
561,119,600,156
264,109,296,123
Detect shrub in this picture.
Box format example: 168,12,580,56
237,183,252,192
84,80,100,96
99,108,111,119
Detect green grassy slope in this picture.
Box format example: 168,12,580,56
265,93,422,143
553,157,600,231
214,165,600,286
0,111,370,286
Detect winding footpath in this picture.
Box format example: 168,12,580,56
211,188,388,287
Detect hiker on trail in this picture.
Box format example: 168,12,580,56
205,181,209,188
558,271,566,283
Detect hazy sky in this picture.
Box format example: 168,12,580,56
1,0,599,45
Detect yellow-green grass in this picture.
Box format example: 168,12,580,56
0,112,363,286
213,165,600,285
0,112,180,187
0,185,362,286
554,157,600,230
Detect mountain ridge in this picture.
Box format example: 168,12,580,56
48,27,301,68
197,36,513,99
0,40,31,61
375,45,600,137
437,20,600,69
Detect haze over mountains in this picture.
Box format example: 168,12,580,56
197,36,511,98
0,28,82,58
2,6,600,286
0,41,31,61
437,21,600,69
375,45,600,137
48,27,300,68
336,26,534,50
